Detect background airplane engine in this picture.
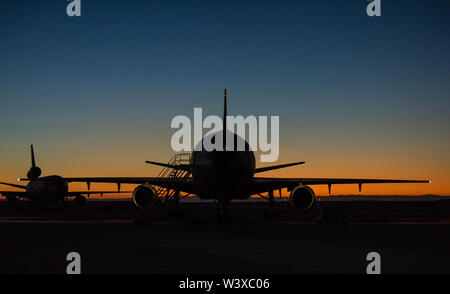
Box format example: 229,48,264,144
132,185,157,208
290,185,315,209
27,166,41,180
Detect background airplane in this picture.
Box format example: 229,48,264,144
0,145,128,207
19,90,429,222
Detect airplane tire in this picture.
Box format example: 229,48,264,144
217,210,230,224
274,210,280,219
262,209,280,221
7,196,18,207
185,210,201,224
134,215,152,225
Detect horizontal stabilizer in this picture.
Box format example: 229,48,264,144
254,161,305,173
145,160,192,171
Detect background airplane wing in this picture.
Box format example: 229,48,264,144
0,182,27,189
247,177,430,194
0,191,27,197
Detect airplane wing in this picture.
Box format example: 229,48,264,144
18,176,429,196
0,190,130,198
0,191,27,197
247,177,430,194
0,181,27,189
0,183,28,198
67,191,132,197
43,177,198,194
1,181,132,198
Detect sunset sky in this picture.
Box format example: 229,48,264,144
0,0,449,196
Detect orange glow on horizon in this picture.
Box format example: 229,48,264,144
0,136,448,198
0,170,447,199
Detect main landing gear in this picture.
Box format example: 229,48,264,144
6,196,25,210
7,196,18,206
134,191,187,225
262,190,280,220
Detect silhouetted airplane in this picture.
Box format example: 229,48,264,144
0,145,128,207
19,90,429,222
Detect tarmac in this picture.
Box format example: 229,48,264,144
0,199,448,274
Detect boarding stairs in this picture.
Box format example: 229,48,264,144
138,153,192,219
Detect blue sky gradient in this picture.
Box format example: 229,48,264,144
0,0,449,195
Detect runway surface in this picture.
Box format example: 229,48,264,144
0,199,448,274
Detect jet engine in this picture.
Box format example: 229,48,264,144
290,185,315,209
27,166,41,180
132,185,157,209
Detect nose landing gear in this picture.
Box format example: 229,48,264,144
7,196,18,206
217,199,231,224
74,195,86,207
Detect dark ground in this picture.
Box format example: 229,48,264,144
0,199,448,274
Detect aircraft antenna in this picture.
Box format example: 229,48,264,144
223,89,227,149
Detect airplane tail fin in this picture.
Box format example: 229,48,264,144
26,144,41,180
254,161,305,173
31,144,36,168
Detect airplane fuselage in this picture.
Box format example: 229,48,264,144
190,132,256,200
25,176,68,202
